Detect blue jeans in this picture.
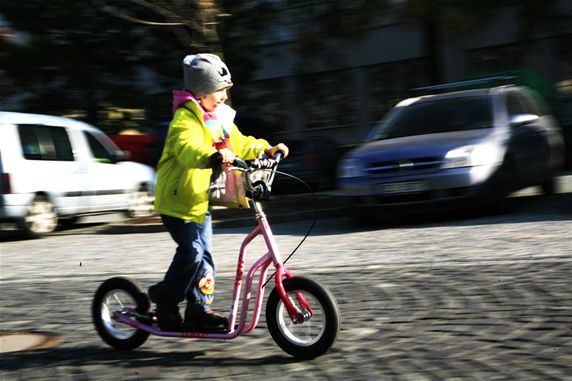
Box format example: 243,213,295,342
161,213,215,311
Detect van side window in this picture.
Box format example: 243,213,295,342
50,127,74,160
18,125,43,160
17,124,74,161
84,132,114,163
506,93,527,117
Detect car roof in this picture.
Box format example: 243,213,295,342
0,111,100,133
397,85,520,107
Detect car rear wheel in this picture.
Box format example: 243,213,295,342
18,196,58,238
126,186,154,218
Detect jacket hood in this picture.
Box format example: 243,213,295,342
172,89,237,128
172,90,196,113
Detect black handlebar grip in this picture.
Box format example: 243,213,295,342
210,153,249,169
233,157,248,169
209,152,223,168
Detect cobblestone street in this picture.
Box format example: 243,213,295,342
1,191,571,380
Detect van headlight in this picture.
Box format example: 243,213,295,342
442,144,503,169
338,157,366,178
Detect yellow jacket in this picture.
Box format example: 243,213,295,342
154,101,270,223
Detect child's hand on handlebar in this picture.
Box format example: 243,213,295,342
265,143,289,159
218,147,236,165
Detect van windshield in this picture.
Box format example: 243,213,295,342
368,96,493,141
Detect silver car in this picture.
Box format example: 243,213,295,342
338,83,565,212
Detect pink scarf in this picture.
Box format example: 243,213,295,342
171,90,228,145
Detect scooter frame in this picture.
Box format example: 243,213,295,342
113,161,313,339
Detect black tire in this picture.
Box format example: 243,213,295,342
539,146,559,196
489,160,516,214
17,196,58,238
351,213,378,227
92,277,150,351
540,176,558,196
266,277,340,359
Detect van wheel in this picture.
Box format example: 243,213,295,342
18,196,59,238
126,186,154,219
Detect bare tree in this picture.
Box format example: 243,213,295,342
95,0,229,54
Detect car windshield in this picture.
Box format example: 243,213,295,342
368,96,493,141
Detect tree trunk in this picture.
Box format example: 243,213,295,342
423,16,442,85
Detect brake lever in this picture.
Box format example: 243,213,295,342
247,180,271,201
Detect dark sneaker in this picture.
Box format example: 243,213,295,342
184,307,228,332
155,304,183,332
148,283,182,332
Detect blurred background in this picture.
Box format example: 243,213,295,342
1,0,572,189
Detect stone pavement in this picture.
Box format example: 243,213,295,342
0,172,571,380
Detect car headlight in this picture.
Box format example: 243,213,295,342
442,144,503,169
338,157,366,178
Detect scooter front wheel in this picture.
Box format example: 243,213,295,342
92,277,150,351
266,277,340,359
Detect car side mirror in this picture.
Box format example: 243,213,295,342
509,114,539,128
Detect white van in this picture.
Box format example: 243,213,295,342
0,112,156,237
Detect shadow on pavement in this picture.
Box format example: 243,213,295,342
0,345,302,372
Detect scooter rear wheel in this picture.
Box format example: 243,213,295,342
266,277,340,359
92,277,150,351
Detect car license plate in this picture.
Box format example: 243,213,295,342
377,181,427,194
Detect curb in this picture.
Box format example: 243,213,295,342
98,170,572,234
97,193,349,234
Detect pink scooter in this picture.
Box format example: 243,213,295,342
92,154,340,359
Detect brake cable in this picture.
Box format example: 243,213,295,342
253,169,318,288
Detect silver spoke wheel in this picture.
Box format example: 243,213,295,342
267,277,340,359
100,290,139,340
276,291,326,346
92,277,150,350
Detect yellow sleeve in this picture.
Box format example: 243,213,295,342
229,124,271,160
167,108,217,168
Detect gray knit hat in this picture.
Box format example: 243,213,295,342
183,53,233,98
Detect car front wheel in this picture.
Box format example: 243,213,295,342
489,159,516,214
